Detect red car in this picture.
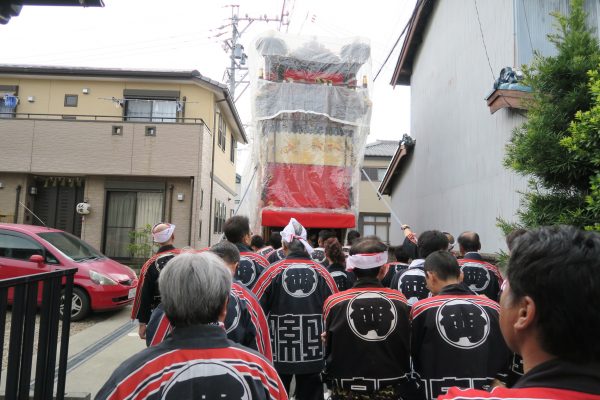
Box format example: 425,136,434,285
0,223,138,321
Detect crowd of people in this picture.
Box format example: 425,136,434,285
96,216,600,400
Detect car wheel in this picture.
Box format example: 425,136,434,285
60,287,90,322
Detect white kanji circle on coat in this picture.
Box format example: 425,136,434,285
435,299,490,349
161,360,251,400
236,256,257,286
460,262,491,292
347,292,397,342
282,264,318,298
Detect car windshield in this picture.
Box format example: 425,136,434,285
37,232,104,262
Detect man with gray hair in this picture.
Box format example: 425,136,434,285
97,251,287,400
253,218,338,400
145,242,273,361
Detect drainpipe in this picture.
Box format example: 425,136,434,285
14,185,21,223
168,184,174,222
208,101,226,246
188,176,194,246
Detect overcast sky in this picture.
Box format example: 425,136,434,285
2,0,415,171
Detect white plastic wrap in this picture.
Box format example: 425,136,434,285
247,31,372,229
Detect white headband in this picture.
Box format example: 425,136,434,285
153,224,175,244
281,218,314,255
346,252,388,270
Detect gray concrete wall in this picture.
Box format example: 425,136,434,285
390,0,528,253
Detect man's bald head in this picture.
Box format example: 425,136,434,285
152,223,175,245
458,231,481,254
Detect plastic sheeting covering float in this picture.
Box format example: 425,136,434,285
247,30,372,229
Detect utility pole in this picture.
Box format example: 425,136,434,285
216,4,289,99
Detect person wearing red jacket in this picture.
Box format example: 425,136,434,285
131,222,180,340
223,215,270,288
323,238,416,399
457,231,503,301
253,218,338,400
97,251,287,400
145,242,273,362
439,226,600,400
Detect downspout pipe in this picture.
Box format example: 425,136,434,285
168,184,174,222
14,185,21,223
188,176,194,246
208,101,226,245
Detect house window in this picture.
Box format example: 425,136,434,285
0,86,18,119
104,191,164,259
361,167,387,182
218,113,226,151
214,199,226,233
230,133,236,163
359,213,391,243
126,99,177,122
64,94,78,107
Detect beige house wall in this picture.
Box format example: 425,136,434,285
80,176,105,249
0,119,204,176
0,173,29,224
358,157,392,215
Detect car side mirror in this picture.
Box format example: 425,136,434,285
29,254,45,266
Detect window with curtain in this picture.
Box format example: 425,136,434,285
218,113,226,151
104,191,164,258
0,96,16,119
214,199,227,233
125,99,177,122
230,133,236,163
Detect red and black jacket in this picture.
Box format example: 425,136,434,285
252,251,338,374
410,283,510,400
96,324,287,400
439,358,600,399
326,262,355,292
458,253,503,302
145,282,273,362
131,245,180,323
322,279,414,394
235,243,270,289
381,262,409,288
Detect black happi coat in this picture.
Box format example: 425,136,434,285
323,278,412,394
134,245,177,324
410,283,510,400
252,251,338,374
267,247,286,264
381,262,409,288
389,259,430,307
145,282,273,361
440,359,600,399
234,242,270,289
327,262,355,292
458,252,504,302
96,324,286,400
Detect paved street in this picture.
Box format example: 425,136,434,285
64,306,144,397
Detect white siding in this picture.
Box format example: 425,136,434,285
390,0,529,252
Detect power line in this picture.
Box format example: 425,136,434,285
521,0,535,54
373,0,423,82
473,0,496,81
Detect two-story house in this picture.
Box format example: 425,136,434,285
0,65,246,260
358,140,398,244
